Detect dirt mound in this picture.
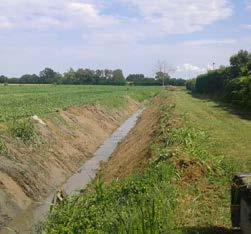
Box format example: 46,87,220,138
176,159,206,182
0,98,139,228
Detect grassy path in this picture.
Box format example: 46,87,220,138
171,89,251,232
174,89,251,171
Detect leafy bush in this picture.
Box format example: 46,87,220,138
9,119,36,142
195,69,226,94
186,50,251,110
186,79,196,92
224,76,251,109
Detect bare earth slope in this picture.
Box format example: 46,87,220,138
0,98,139,228
100,97,163,183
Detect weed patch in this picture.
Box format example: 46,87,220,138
9,119,36,143
0,137,7,154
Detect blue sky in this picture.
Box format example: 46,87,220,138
0,0,251,79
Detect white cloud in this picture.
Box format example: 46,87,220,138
67,2,118,28
0,0,118,30
0,0,233,35
69,2,98,17
0,16,12,29
119,0,233,34
242,24,251,29
176,63,206,73
182,39,236,46
175,63,210,79
245,0,251,10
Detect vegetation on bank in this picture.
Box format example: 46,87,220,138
186,50,251,110
0,85,160,122
0,68,186,86
43,93,178,233
43,90,251,233
8,119,37,143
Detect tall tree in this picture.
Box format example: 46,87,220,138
0,75,8,84
155,60,175,87
111,69,126,85
39,68,61,84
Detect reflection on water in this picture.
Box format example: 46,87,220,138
1,109,143,234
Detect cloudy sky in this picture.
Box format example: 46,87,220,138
0,0,251,79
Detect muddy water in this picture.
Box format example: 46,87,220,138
1,109,144,234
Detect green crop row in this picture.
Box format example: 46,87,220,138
0,85,161,122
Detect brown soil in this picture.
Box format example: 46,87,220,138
0,98,139,228
100,97,163,183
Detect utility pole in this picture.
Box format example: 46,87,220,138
163,63,166,88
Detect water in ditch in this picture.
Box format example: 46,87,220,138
1,109,144,234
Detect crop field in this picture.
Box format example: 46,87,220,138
0,85,160,122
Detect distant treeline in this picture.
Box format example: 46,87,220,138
186,50,251,110
126,74,186,86
0,68,186,86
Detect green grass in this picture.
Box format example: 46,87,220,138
43,89,251,233
170,89,251,230
0,85,160,122
173,90,251,171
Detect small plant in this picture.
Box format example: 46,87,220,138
9,119,36,143
0,138,7,154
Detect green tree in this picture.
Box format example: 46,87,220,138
39,68,61,84
230,50,251,77
155,71,170,86
110,69,126,85
20,74,39,84
0,75,8,84
63,68,77,84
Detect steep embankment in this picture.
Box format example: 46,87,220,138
0,98,139,228
100,96,164,183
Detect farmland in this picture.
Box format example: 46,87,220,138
0,85,161,231
1,85,251,233
0,85,160,122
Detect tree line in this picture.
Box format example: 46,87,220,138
0,68,126,86
0,68,186,86
126,74,185,86
186,50,251,110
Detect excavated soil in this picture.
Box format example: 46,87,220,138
100,97,163,183
0,98,139,229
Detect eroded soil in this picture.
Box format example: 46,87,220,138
100,97,163,183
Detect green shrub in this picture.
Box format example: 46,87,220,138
9,119,36,142
186,79,196,92
224,76,251,109
195,69,226,94
0,138,7,154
